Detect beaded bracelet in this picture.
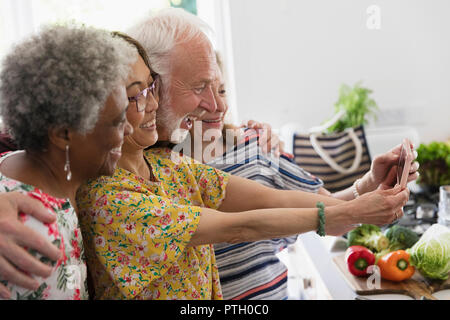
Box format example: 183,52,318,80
316,201,326,237
352,178,361,199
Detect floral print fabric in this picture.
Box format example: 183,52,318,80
76,148,229,300
0,152,88,300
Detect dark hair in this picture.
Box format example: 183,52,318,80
111,31,152,70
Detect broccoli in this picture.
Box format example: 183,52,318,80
385,225,419,251
347,224,390,253
374,248,391,264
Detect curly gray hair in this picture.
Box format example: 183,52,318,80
0,24,138,151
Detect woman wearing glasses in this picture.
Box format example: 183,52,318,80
0,25,137,299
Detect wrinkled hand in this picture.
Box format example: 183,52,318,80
351,185,409,226
0,192,61,299
242,120,285,157
365,142,419,191
326,185,409,236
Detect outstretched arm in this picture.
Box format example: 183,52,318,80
190,185,409,247
218,174,345,213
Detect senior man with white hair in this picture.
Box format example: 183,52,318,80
127,9,280,148
127,8,218,144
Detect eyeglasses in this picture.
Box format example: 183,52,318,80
128,74,160,112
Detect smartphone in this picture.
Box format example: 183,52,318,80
397,138,414,188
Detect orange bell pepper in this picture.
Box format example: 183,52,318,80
377,250,415,282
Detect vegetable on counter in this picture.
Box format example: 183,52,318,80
377,250,415,282
416,141,450,187
385,225,420,251
372,225,420,263
408,224,450,281
345,245,376,277
374,249,390,264
347,224,389,253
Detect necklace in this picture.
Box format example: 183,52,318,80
143,156,156,182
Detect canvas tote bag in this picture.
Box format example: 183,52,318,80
293,111,372,193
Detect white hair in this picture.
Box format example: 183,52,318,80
127,8,212,77
127,8,213,108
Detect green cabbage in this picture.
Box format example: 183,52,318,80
408,224,450,280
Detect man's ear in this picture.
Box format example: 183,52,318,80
48,127,71,151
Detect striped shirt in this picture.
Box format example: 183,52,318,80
207,130,323,300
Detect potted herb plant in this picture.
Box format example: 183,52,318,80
327,81,379,133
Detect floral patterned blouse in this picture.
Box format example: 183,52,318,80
76,148,229,300
0,151,88,300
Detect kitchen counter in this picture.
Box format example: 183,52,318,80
277,232,358,300
297,232,357,300
286,184,441,300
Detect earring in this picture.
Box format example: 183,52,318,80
64,145,72,181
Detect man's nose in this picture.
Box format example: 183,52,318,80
200,86,218,113
215,94,226,113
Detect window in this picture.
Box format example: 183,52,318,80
0,0,238,123
0,0,192,62
30,0,172,35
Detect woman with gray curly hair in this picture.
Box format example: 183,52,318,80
0,24,137,299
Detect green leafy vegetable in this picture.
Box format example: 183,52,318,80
347,224,390,253
385,225,420,251
327,82,379,133
374,248,390,264
373,226,420,263
416,141,450,187
408,224,450,280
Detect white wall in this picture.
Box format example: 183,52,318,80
227,0,450,143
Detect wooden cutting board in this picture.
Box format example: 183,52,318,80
333,254,450,300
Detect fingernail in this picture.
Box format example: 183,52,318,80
0,291,11,300
44,267,54,278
